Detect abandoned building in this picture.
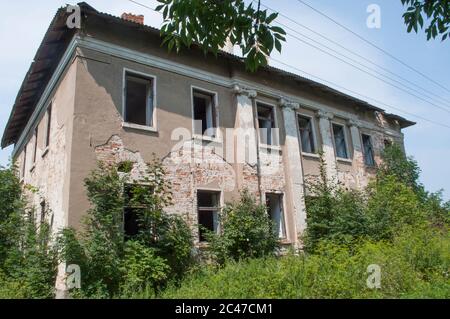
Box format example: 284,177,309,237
1,3,414,251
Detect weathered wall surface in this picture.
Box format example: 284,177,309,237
14,60,77,234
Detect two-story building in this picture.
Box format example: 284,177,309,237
1,3,414,250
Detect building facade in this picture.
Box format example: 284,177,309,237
2,3,414,251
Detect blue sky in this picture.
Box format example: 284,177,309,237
1,0,449,200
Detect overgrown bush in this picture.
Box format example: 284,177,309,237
0,165,57,299
56,159,194,298
305,145,448,251
205,190,278,265
160,226,449,299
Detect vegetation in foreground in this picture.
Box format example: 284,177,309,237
0,144,448,299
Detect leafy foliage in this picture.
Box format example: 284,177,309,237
205,190,278,265
160,226,449,299
56,159,194,298
0,165,57,299
401,0,450,41
155,0,286,71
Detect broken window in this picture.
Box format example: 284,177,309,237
332,123,349,159
124,72,154,127
197,190,220,242
257,103,277,145
193,89,217,137
32,127,38,164
45,104,52,148
298,115,316,154
266,193,286,239
362,134,375,166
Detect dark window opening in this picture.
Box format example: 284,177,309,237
257,104,277,145
197,190,220,242
22,145,27,179
193,90,216,137
125,73,154,127
33,127,38,164
123,184,153,239
45,104,52,148
332,124,349,159
266,193,286,239
362,134,375,166
298,115,316,154
40,200,46,225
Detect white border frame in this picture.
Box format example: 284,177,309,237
122,67,158,133
331,121,351,162
297,112,319,157
190,85,222,143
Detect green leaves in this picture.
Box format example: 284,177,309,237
155,0,286,72
401,0,450,41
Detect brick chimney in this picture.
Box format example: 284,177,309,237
121,13,144,25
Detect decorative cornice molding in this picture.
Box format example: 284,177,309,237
347,119,360,128
316,110,334,120
279,98,300,110
232,84,257,98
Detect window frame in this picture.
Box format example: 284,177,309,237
255,101,279,147
297,113,318,156
122,68,157,132
361,133,376,167
31,126,38,169
196,188,222,242
264,192,288,240
191,86,220,142
331,122,350,161
42,103,52,158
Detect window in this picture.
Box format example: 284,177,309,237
40,200,46,225
45,104,52,148
266,193,286,239
298,115,316,154
257,103,277,145
193,89,217,137
122,184,152,239
197,190,220,242
384,139,392,148
362,134,375,166
332,123,349,159
32,127,38,164
124,71,154,127
22,145,27,179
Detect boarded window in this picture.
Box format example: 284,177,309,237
257,103,277,145
332,124,349,159
124,73,154,127
266,193,286,239
197,190,220,242
362,134,375,166
298,115,316,153
193,90,216,137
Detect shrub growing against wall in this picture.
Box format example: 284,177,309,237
56,159,194,298
205,190,279,265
